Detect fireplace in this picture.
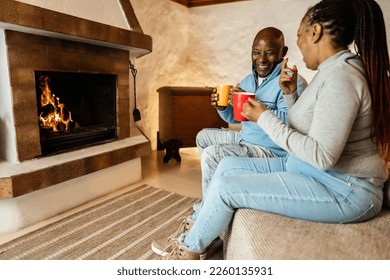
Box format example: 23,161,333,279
35,71,117,156
0,0,153,200
0,0,154,233
0,29,147,198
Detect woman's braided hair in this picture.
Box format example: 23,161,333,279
306,0,390,161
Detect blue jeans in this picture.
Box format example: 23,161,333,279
184,155,383,253
196,128,277,197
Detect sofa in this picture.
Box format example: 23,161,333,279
223,167,390,259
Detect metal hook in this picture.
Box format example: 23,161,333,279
129,60,137,77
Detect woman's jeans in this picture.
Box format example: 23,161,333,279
184,155,383,253
196,128,276,197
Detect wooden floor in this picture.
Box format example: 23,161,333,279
0,148,202,245
141,147,202,198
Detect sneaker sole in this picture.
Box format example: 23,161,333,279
151,243,169,257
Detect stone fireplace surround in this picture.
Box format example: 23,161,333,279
0,0,152,232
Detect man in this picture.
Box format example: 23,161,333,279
197,27,307,197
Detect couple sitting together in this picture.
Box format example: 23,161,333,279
152,0,390,260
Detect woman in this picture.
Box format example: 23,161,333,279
154,0,389,260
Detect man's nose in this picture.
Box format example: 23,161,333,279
257,54,267,62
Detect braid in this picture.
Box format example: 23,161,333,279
353,0,390,161
305,0,390,161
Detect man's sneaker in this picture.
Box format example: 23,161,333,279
151,216,194,256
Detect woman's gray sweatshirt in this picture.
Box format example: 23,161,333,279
258,50,388,187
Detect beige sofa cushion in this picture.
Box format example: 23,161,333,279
224,208,390,260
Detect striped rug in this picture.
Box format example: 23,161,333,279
0,184,199,260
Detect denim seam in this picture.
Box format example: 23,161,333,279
222,192,335,204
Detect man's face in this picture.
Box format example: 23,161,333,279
252,37,285,78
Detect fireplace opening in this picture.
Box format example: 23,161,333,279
35,71,117,156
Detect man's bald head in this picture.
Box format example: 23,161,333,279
251,27,288,78
253,27,285,48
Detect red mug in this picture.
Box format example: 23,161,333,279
233,92,255,121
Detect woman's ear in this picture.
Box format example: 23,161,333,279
310,23,323,43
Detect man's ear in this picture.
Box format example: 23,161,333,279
281,46,288,58
311,23,323,43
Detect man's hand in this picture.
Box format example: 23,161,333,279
211,86,244,111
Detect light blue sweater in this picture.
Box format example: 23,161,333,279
218,61,307,157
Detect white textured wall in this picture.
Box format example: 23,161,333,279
129,0,189,147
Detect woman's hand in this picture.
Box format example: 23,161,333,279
241,98,268,122
279,58,298,95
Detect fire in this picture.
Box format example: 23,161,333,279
38,76,72,132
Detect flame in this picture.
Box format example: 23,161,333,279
39,76,72,132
